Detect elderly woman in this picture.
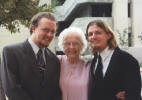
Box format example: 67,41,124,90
58,27,90,100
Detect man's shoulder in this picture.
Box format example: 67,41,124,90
3,40,27,50
2,40,28,54
46,48,55,56
114,47,138,63
45,48,59,61
81,55,94,65
115,47,134,57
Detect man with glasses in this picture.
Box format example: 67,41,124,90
1,12,61,100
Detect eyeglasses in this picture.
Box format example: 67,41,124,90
42,28,55,34
64,42,81,47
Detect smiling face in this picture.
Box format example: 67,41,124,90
87,24,111,53
31,18,56,48
63,33,83,59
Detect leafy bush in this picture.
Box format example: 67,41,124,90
0,0,58,33
139,63,142,68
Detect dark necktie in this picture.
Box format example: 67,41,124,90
94,54,104,97
89,54,104,100
94,54,103,81
37,49,46,81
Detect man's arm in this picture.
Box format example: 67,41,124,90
0,72,6,100
124,54,141,100
1,46,32,100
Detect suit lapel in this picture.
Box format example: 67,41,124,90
23,40,41,81
104,47,120,79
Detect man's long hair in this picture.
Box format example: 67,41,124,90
86,20,117,53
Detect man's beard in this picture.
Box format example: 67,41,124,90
38,41,49,48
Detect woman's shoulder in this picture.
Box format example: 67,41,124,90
81,55,94,67
57,55,67,62
81,55,94,61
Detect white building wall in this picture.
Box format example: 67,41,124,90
131,0,142,46
0,26,29,53
112,0,128,47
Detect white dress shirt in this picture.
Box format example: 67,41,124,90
94,47,114,77
28,38,46,63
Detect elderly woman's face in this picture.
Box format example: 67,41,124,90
63,33,83,59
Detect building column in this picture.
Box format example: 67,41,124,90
81,5,92,17
112,0,128,48
131,0,142,46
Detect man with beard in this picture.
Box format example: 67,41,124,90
0,12,61,100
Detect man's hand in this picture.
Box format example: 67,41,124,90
116,91,125,100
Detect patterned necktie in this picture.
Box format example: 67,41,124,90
37,49,46,81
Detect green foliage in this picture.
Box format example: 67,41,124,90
138,32,142,44
117,28,128,49
139,63,142,68
0,0,58,33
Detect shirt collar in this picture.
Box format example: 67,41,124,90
99,47,114,62
28,38,40,55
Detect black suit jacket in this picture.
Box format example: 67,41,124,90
88,47,141,100
0,71,6,100
0,40,61,100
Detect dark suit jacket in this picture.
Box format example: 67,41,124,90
0,40,61,100
0,72,6,100
88,47,141,100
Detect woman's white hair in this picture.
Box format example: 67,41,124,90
58,27,88,54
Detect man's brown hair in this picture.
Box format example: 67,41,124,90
29,12,57,34
86,19,117,51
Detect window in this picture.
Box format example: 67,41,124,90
92,3,112,17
